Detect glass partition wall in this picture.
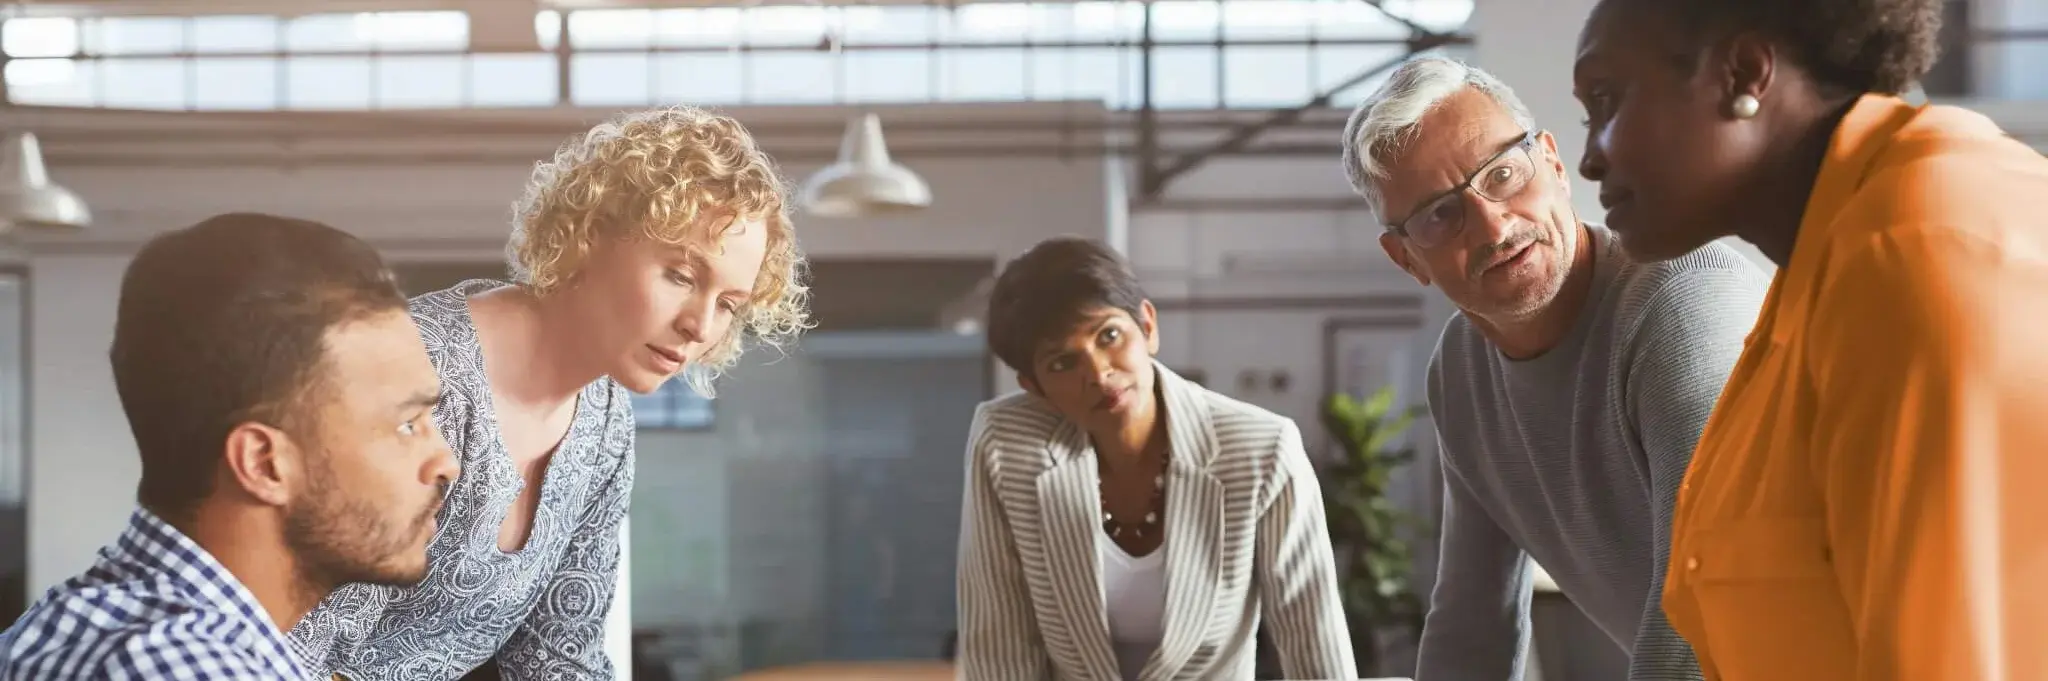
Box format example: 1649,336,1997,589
632,330,986,679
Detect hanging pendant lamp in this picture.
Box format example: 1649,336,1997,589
799,113,931,218
0,132,90,231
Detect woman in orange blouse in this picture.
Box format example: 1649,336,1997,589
1569,0,2048,679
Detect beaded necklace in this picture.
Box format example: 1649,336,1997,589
1098,449,1167,539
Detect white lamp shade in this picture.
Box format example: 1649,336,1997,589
0,133,90,230
799,113,931,219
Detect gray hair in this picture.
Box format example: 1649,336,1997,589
1341,55,1537,222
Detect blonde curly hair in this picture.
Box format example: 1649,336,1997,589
507,105,812,397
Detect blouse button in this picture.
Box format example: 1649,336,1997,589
1684,556,1700,571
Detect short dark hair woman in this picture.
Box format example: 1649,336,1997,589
1573,0,2048,678
954,236,1356,681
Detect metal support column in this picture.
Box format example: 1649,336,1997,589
1136,1,1160,198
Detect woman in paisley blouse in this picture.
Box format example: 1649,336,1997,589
287,106,812,680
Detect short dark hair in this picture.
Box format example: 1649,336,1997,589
112,213,408,518
1619,0,1943,95
985,236,1148,378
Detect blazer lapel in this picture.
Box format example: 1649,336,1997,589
1140,363,1226,681
1036,419,1120,681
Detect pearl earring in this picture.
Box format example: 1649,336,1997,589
1731,94,1761,119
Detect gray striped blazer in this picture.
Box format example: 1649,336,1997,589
956,361,1357,681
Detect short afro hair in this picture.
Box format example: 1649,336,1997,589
1626,0,1944,95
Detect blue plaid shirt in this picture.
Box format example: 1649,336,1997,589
0,508,316,680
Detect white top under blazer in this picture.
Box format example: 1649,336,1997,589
956,361,1358,681
1100,532,1167,681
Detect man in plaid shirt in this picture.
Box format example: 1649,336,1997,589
0,213,458,679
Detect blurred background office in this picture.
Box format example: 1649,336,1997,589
0,0,2040,678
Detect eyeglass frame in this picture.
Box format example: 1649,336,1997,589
1382,130,1545,247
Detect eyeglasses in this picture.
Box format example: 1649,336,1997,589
1386,131,1543,249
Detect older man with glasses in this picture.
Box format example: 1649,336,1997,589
1339,55,1767,681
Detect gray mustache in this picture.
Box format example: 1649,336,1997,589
1468,232,1548,278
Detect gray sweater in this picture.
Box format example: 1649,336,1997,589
1416,226,1767,681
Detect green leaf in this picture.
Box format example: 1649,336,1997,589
1362,387,1395,419
1320,383,1435,639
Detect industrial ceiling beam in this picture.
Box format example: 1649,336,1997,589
1355,0,1435,37
1137,31,1463,200
1135,0,1469,202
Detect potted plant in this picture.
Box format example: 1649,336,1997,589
1318,387,1429,676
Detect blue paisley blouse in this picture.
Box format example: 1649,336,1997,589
287,280,637,680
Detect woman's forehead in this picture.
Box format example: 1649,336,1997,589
1578,0,1672,63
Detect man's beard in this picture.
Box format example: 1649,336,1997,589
1466,224,1568,321
283,450,441,594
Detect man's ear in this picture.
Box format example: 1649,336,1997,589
1380,231,1432,287
1537,130,1571,192
221,421,298,507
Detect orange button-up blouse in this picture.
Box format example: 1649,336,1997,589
1662,94,2048,681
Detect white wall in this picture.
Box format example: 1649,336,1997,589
24,255,130,588
1974,0,2048,101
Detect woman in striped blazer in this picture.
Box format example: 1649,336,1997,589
957,236,1357,681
